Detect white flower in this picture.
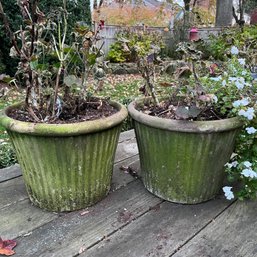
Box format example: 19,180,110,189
225,161,239,169
235,82,244,90
229,77,237,82
210,76,222,82
225,163,232,169
238,58,246,66
235,77,245,90
242,70,247,76
231,161,239,167
212,95,218,103
245,108,255,120
223,186,234,200
232,99,249,108
222,80,227,87
241,168,257,179
243,161,252,167
231,46,239,55
246,127,257,134
238,108,255,120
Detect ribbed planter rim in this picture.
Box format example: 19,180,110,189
0,100,128,136
128,98,243,133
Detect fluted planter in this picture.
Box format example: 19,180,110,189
0,101,127,212
128,99,242,204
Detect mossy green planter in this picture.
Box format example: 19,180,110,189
0,101,127,212
128,99,242,204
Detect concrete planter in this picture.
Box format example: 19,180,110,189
0,101,127,212
128,99,242,204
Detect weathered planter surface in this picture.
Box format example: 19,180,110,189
0,101,128,212
128,100,242,204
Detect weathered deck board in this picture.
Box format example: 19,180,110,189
83,198,232,257
118,129,135,143
0,199,58,239
111,155,140,191
171,200,257,257
115,137,138,163
0,164,21,182
15,180,162,257
0,177,27,209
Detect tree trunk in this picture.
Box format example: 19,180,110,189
215,0,233,26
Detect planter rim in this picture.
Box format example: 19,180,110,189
0,100,128,136
128,99,243,133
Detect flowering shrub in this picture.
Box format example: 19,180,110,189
136,42,257,200
172,44,257,200
205,26,257,65
201,46,255,120
0,139,17,168
205,46,257,200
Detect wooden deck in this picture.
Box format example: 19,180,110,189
1,129,257,257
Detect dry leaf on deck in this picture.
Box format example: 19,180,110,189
0,237,17,256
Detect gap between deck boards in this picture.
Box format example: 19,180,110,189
81,196,236,257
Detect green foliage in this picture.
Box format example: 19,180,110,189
166,26,257,63
205,34,229,61
245,0,257,14
38,0,91,33
0,1,22,76
178,43,257,200
0,0,101,122
0,0,91,76
107,42,127,63
204,26,257,64
107,28,164,63
0,140,17,169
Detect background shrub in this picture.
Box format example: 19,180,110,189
204,26,257,63
107,28,164,63
0,141,17,169
0,0,91,76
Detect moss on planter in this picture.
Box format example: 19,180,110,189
0,101,128,211
128,99,243,204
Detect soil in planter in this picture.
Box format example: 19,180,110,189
137,99,229,121
8,97,118,124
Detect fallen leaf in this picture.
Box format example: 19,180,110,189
119,166,138,178
0,237,17,256
159,82,174,87
117,209,133,223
